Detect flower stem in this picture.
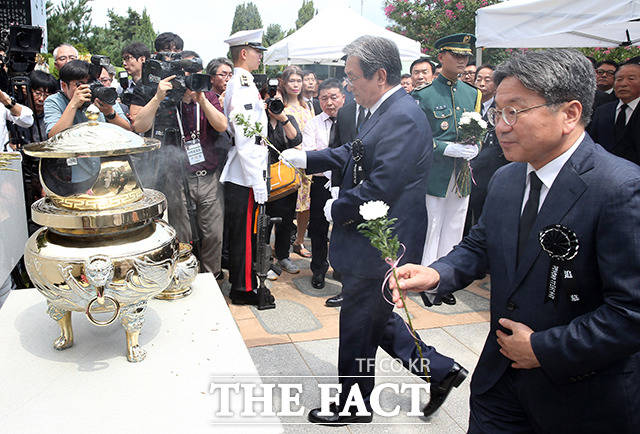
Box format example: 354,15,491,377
392,268,430,382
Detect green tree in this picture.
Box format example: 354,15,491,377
295,0,316,30
46,0,94,51
231,2,263,34
263,24,285,48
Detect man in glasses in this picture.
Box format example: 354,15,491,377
413,33,482,306
595,60,618,94
121,42,150,98
205,57,234,105
53,44,78,73
391,48,640,434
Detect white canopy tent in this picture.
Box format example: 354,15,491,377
263,6,423,66
475,0,640,62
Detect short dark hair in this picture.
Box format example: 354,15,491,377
476,64,495,76
494,49,595,125
343,36,402,86
230,46,245,63
206,57,233,75
596,60,619,71
181,50,200,59
29,70,59,93
401,73,411,80
122,42,150,60
410,57,434,75
59,60,90,84
154,32,184,52
302,70,316,79
318,78,343,94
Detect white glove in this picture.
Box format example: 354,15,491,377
324,198,335,223
280,149,307,169
443,143,479,160
330,186,340,200
253,181,268,204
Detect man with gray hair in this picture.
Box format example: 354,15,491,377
282,35,466,425
53,44,78,72
390,49,640,433
206,57,234,101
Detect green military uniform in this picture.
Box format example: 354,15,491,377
413,74,482,197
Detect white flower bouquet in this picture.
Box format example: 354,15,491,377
454,111,489,197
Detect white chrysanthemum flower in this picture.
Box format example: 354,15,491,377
468,111,483,122
359,200,389,221
478,119,488,129
458,117,471,125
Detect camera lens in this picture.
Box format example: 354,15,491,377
268,99,284,115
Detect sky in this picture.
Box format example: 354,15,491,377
61,0,390,65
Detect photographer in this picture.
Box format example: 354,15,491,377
1,87,33,151
44,60,130,137
120,42,150,97
171,54,229,278
265,90,302,278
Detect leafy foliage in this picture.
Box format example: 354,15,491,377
231,2,263,34
295,0,317,30
46,1,156,69
264,24,285,48
357,217,401,262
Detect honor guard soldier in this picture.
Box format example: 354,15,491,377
413,33,482,305
221,29,269,306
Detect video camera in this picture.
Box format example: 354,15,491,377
0,25,42,95
87,55,118,106
141,52,212,104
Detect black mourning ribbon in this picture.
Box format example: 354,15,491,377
539,224,580,304
352,139,365,185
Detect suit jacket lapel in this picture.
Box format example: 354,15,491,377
502,164,527,285
509,137,594,294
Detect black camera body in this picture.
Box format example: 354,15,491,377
265,78,284,115
87,55,118,105
142,53,211,104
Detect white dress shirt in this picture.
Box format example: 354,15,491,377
616,97,639,125
368,85,402,116
482,97,494,117
302,111,334,179
1,104,34,151
522,132,585,213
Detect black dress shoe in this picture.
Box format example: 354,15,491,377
311,273,325,289
325,292,343,307
423,362,468,417
441,293,457,305
308,406,372,426
229,290,259,306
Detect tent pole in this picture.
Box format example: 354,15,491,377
476,47,482,65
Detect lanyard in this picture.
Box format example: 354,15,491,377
176,102,200,141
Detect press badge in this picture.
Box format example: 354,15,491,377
185,139,205,165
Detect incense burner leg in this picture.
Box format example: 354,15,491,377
47,303,74,350
120,300,148,362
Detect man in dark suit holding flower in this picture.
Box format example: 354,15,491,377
282,35,467,425
391,49,640,433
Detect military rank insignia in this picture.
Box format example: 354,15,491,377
440,121,449,130
240,75,250,86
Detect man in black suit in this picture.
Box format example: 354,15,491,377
323,97,369,307
588,61,640,165
302,70,322,115
391,49,640,433
283,35,467,425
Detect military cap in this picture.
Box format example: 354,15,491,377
434,33,476,56
224,29,267,51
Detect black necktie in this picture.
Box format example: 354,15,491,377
356,105,366,132
518,172,543,264
615,103,628,141
328,116,337,147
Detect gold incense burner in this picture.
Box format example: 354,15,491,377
23,114,179,362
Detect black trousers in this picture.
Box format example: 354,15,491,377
309,176,331,275
338,273,455,411
266,192,296,260
224,182,257,292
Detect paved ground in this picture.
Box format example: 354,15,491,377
222,243,491,433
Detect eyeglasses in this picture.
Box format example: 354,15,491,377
595,69,615,77
344,75,362,87
215,72,233,78
487,103,554,127
55,55,77,62
99,77,113,85
461,71,476,77
122,55,135,62
32,89,52,98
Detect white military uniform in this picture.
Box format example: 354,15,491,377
220,66,268,190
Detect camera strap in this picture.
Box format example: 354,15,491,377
176,103,205,166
